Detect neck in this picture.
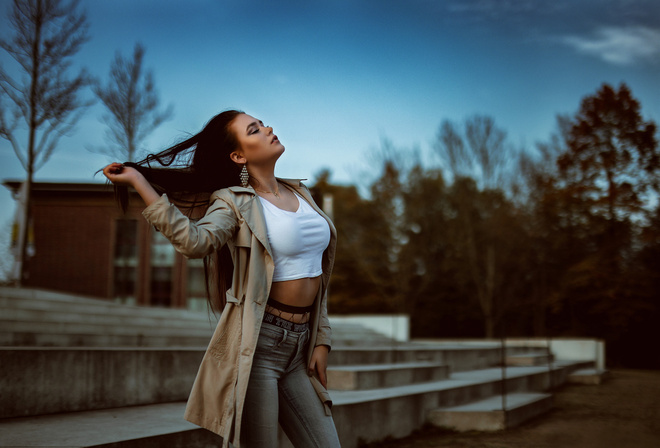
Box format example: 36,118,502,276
251,176,278,191
248,169,279,193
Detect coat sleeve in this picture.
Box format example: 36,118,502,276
315,286,332,349
142,192,238,259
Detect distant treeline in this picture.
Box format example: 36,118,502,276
312,83,660,369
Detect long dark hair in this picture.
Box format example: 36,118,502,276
114,109,245,313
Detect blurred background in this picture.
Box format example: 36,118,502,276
1,0,659,370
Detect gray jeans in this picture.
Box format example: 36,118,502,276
241,321,341,447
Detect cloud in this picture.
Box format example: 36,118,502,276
443,0,569,19
562,26,660,65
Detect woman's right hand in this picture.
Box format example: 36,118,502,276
103,162,160,207
102,162,142,187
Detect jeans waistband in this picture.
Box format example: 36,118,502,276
267,297,315,314
263,312,310,333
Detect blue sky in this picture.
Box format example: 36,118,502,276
1,0,659,227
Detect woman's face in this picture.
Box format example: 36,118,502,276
230,113,285,166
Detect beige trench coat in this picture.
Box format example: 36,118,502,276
141,179,337,448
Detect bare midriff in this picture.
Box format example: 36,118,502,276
265,275,321,324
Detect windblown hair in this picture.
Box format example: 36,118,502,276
114,109,245,313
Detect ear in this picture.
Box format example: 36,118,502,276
230,151,246,164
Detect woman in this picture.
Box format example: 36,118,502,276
103,110,341,448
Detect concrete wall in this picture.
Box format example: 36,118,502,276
414,337,606,369
329,315,410,342
500,338,605,370
0,347,204,418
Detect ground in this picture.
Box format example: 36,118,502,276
362,369,660,448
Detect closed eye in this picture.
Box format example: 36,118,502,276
247,120,265,135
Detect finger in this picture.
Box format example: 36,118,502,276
104,163,124,177
307,359,316,377
318,366,327,388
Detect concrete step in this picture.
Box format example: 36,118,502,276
329,343,504,372
1,288,215,325
328,360,591,447
1,328,213,348
329,323,398,346
327,362,450,390
568,368,609,385
2,321,213,341
0,347,203,419
1,287,402,349
0,323,400,349
0,287,220,347
506,353,554,366
0,402,223,448
427,392,553,431
0,286,215,320
332,333,398,345
2,320,214,338
0,360,590,448
0,344,487,418
1,304,218,329
0,321,213,347
1,288,395,348
1,343,589,419
0,326,406,350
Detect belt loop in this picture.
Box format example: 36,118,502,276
277,329,288,348
299,328,309,351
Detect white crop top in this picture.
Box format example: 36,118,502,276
258,193,331,282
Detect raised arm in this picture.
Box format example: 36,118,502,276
103,163,160,206
102,162,238,259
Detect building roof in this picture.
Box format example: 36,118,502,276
3,180,118,197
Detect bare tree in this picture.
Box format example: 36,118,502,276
434,115,520,337
0,220,15,284
435,115,515,191
91,43,173,162
0,0,91,284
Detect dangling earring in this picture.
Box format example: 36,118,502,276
240,164,249,187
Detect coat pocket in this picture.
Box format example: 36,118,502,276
209,303,242,363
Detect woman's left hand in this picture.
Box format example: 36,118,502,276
308,345,330,388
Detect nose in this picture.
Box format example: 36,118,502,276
265,125,273,134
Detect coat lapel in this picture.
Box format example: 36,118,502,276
227,186,272,257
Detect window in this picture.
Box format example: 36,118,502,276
113,219,137,304
187,257,207,311
150,229,175,306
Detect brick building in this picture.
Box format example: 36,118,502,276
3,181,208,310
